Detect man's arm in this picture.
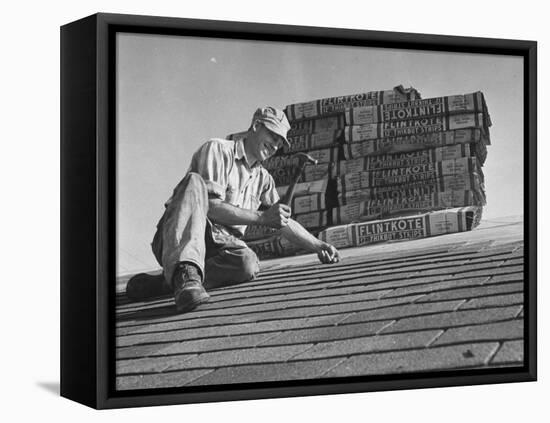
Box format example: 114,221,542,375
208,198,339,264
280,218,340,264
208,199,291,228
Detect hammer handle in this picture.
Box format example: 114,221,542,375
280,162,308,205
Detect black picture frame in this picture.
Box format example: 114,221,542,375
60,12,537,409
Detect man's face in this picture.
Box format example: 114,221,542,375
254,124,285,162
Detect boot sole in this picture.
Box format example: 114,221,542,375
175,293,211,313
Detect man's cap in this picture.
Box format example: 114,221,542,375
251,106,291,146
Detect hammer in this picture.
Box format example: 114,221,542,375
280,152,318,206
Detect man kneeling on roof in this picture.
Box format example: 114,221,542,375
126,106,340,313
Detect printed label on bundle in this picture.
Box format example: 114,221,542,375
355,216,428,243
285,86,420,120
319,207,482,248
343,129,485,158
284,130,342,153
345,113,488,142
335,144,474,175
318,225,353,249
345,92,486,125
248,237,281,258
295,211,327,228
272,163,332,186
338,157,480,190
332,191,476,224
288,115,346,136
293,193,326,214
277,178,328,198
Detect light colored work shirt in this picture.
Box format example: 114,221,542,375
188,137,280,237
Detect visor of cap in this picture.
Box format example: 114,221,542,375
252,107,291,146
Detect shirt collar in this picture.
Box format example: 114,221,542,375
235,137,260,169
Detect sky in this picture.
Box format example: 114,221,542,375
116,33,523,275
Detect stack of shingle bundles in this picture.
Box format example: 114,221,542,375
331,92,490,225
333,156,486,224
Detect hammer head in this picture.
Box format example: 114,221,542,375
279,152,319,206
294,152,318,167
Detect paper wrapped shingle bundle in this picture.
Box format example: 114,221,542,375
319,206,483,248
285,85,421,121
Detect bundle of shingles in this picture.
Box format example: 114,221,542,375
237,86,490,258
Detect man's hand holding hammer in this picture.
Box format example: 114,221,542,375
259,203,292,229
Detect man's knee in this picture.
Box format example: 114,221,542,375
171,172,207,202
239,248,260,281
203,248,259,289
186,172,205,184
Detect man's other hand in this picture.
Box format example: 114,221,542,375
260,203,291,228
316,242,340,264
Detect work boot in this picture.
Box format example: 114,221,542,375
172,263,210,313
125,273,170,302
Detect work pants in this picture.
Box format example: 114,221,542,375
151,172,260,290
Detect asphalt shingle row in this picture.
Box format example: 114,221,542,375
491,340,524,364
114,239,521,295
116,293,427,347
117,341,506,389
201,260,520,309
117,338,520,389
117,319,522,378
116,302,521,358
117,274,521,336
224,247,521,289
254,241,522,282
318,342,502,379
116,314,352,359
256,242,469,277
459,293,524,309
115,262,523,331
115,274,523,337
211,255,521,295
261,238,520,272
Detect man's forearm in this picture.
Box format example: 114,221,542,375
207,199,263,226
280,218,323,253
